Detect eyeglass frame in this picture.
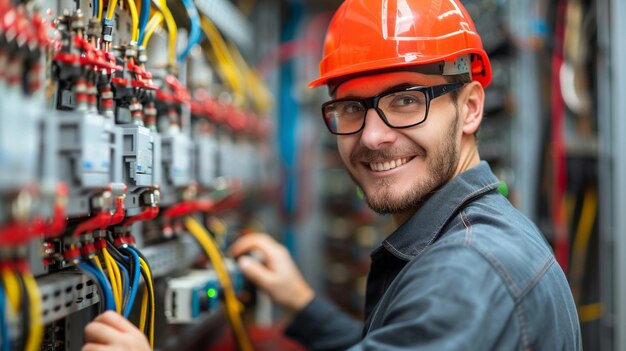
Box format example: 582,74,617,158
320,82,465,135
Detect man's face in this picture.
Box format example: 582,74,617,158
334,72,462,216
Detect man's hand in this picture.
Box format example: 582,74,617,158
230,233,314,317
82,311,150,351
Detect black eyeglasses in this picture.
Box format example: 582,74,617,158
321,82,465,135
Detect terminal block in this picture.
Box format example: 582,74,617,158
120,124,161,208
0,91,41,192
194,133,218,189
51,110,122,216
160,133,193,206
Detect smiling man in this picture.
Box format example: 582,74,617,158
232,0,582,350
83,0,581,350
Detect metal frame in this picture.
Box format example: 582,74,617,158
597,0,626,349
508,0,542,221
606,0,626,349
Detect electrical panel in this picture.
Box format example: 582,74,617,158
0,0,276,350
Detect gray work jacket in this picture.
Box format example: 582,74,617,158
285,162,581,350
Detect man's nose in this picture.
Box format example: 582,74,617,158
359,109,397,150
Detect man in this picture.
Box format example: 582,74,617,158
83,0,581,350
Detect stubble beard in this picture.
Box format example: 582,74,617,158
347,111,460,215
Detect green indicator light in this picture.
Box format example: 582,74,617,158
207,288,217,298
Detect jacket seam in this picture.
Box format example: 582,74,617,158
519,256,554,300
420,181,500,254
515,300,531,349
470,244,522,298
460,210,473,244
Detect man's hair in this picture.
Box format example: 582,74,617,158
446,73,473,106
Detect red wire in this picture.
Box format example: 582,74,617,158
551,0,569,273
122,206,159,227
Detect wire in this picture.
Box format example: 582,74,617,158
119,247,141,318
184,217,254,351
1,270,21,313
106,244,131,296
21,270,43,351
0,284,11,351
16,274,28,351
102,249,122,313
92,0,99,18
126,0,140,43
138,256,154,348
140,11,164,48
138,0,150,43
570,187,598,304
105,0,119,22
154,0,178,68
178,0,202,62
79,261,116,311
125,246,154,348
93,255,104,271
98,0,104,21
139,285,148,332
200,17,244,100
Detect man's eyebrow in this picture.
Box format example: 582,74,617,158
338,83,417,99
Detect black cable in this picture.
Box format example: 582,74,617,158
106,242,131,272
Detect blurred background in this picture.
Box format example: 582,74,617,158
0,0,623,350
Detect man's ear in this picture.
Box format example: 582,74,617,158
459,81,485,135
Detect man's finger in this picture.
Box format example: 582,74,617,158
92,311,138,333
81,344,109,351
84,321,122,344
230,233,277,257
237,255,275,289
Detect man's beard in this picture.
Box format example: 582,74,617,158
347,111,460,215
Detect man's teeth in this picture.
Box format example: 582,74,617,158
369,158,409,172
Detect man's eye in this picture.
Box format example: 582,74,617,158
343,102,364,114
392,95,418,106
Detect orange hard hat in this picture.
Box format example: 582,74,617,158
309,0,492,88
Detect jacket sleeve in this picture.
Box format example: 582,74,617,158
284,295,362,351
348,243,519,351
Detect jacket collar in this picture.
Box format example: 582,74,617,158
381,161,500,261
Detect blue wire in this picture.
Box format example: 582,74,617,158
177,0,202,62
92,0,99,19
80,262,116,312
138,0,150,44
122,247,141,318
0,285,10,351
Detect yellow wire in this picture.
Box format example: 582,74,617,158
227,42,273,113
98,0,104,20
22,271,43,351
578,302,603,323
570,188,598,303
102,250,122,313
154,0,177,68
139,285,148,332
104,249,123,310
141,11,164,48
184,217,254,351
126,0,140,43
93,256,104,271
109,250,123,309
105,0,119,21
200,17,244,101
1,270,21,313
138,257,154,348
